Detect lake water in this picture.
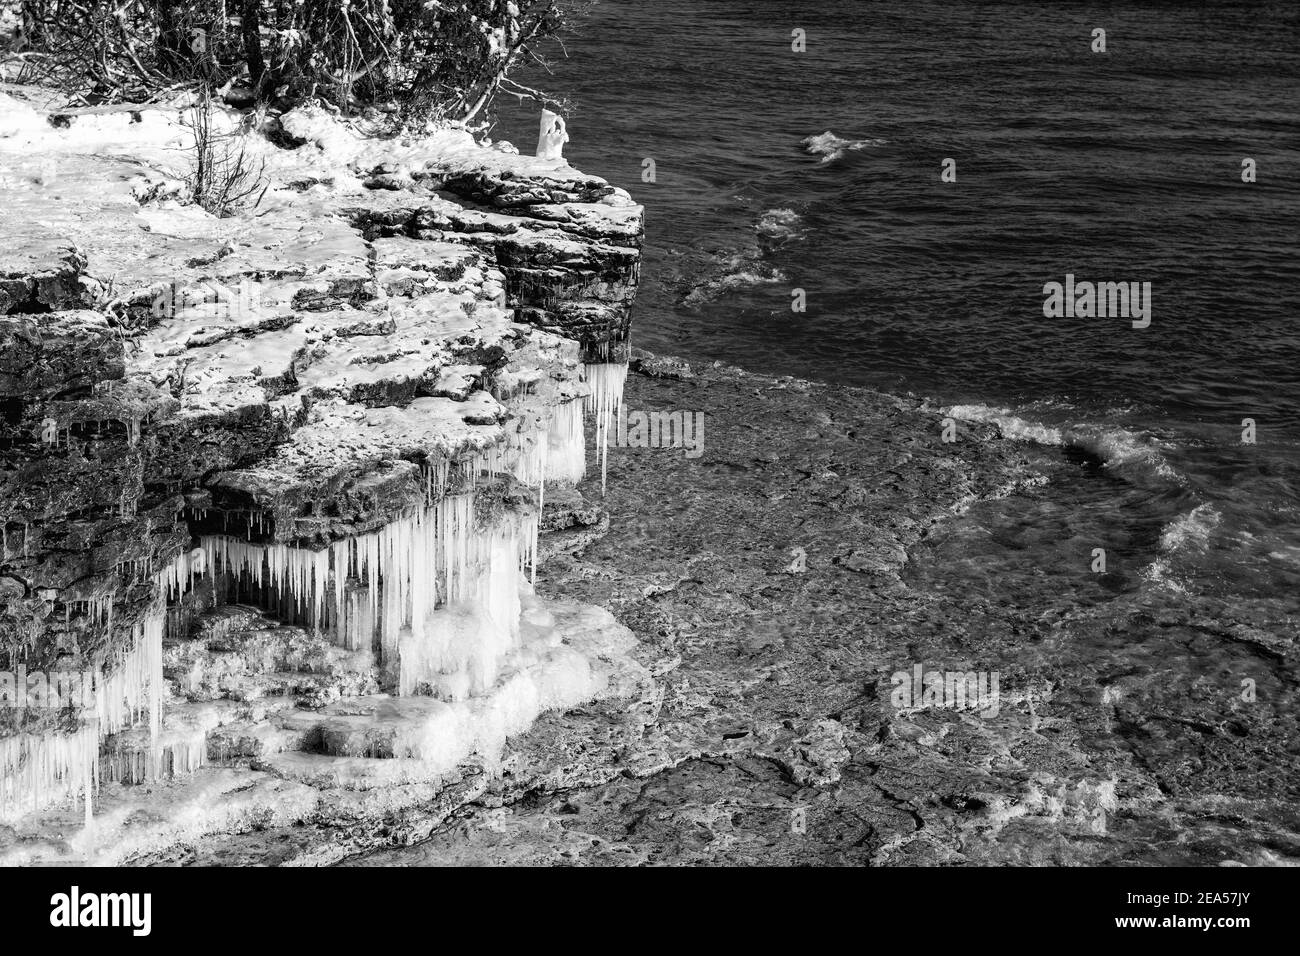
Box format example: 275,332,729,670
493,0,1300,708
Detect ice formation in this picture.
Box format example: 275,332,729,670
583,363,629,494
0,724,98,826
397,597,605,774
0,552,188,824
295,590,626,781
95,608,165,748
497,399,585,584
536,109,569,161
545,400,587,486
0,451,629,839
201,494,539,696
102,726,207,787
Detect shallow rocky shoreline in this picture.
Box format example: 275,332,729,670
351,357,1297,867
98,354,1042,866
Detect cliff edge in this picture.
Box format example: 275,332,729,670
0,86,648,863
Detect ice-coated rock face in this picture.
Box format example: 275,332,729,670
0,86,645,852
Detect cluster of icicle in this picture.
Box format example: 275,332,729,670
201,492,540,700
544,399,587,486
584,363,628,494
0,724,99,827
499,397,586,586
0,369,628,825
0,552,190,825
193,389,603,704
101,730,206,787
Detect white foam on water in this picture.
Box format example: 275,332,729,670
946,404,1065,446
755,207,805,242
945,403,1185,487
1135,503,1223,597
1159,503,1221,554
801,130,888,163
1140,557,1190,595
681,252,787,307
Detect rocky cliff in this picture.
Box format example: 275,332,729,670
0,86,647,863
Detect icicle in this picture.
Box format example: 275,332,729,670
95,600,165,755
101,724,206,786
433,459,450,501
0,724,98,825
199,494,539,700
1,548,205,822
506,415,547,488
467,443,503,485
583,362,628,495
544,399,585,485
533,450,544,587
398,505,533,700
169,734,206,776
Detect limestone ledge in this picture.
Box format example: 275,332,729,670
0,86,641,670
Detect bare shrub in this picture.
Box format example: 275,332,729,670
10,1,584,121
185,87,267,218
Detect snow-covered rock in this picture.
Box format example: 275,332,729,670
0,88,645,856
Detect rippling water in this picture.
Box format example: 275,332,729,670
494,0,1300,621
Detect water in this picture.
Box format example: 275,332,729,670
491,1,1300,629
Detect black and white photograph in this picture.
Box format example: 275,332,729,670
0,0,1294,925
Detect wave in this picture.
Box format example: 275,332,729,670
1267,544,1300,566
681,209,805,305
1140,557,1190,595
680,247,787,307
801,131,888,163
1138,503,1222,594
944,403,1185,488
754,207,805,242
1158,503,1220,553
682,267,786,306
941,405,1236,596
